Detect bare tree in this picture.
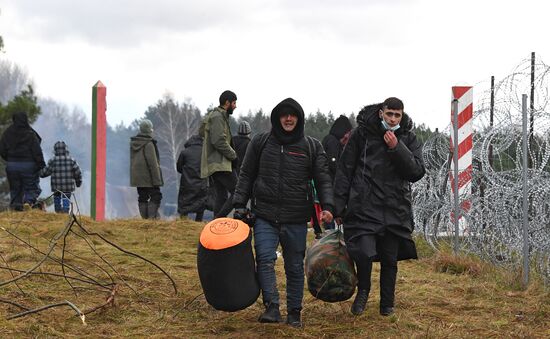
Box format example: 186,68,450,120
0,60,31,104
144,94,202,213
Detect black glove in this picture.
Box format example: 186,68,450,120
233,208,249,221
234,207,256,227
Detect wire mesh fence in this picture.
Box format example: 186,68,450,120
413,56,550,285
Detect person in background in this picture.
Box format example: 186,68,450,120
322,115,353,182
177,135,207,222
130,119,164,219
40,141,82,213
333,97,425,317
321,115,352,230
232,120,252,176
200,90,238,218
0,112,45,210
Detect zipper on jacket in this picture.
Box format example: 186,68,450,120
276,145,284,223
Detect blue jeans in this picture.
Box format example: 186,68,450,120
6,161,41,210
253,217,308,311
54,192,72,213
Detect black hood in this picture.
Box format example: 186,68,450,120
12,112,30,129
329,115,353,139
184,134,203,148
357,103,413,136
2,112,42,150
270,98,305,145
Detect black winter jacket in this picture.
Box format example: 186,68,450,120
0,112,45,169
322,115,352,181
177,135,207,214
233,98,334,224
232,134,250,175
334,104,425,234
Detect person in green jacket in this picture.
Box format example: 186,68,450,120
200,90,238,218
130,119,164,219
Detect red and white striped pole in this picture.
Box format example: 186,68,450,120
91,81,106,221
450,86,473,225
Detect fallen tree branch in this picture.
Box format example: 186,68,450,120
0,265,111,289
82,285,118,315
6,300,86,325
0,253,27,296
2,226,112,289
0,298,30,310
0,219,73,287
72,214,178,295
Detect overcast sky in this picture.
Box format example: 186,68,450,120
1,0,549,130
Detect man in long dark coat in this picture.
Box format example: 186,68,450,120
333,97,425,316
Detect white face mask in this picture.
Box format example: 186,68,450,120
381,119,400,131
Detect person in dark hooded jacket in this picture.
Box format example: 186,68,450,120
333,97,425,317
232,120,252,175
322,115,353,181
40,141,82,213
176,135,207,221
0,112,46,210
233,98,334,328
321,115,352,230
130,119,164,219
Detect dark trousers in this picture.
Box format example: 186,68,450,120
6,161,41,211
347,231,400,308
137,187,162,204
211,171,237,218
182,210,205,222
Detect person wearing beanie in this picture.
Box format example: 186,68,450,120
232,121,252,176
0,112,46,210
40,141,83,213
321,115,353,230
130,119,164,219
322,115,353,182
333,97,425,317
232,98,334,328
199,90,238,218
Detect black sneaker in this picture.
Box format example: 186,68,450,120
351,289,369,315
380,306,394,316
286,309,302,328
258,303,282,323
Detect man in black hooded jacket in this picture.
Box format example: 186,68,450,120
233,98,334,328
333,97,425,317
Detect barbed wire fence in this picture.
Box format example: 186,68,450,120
413,56,550,285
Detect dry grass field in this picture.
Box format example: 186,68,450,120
0,210,548,338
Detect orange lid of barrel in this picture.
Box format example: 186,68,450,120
200,218,250,250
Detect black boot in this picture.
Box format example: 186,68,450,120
147,202,160,219
351,289,369,315
286,308,302,328
258,303,282,323
380,306,394,316
138,202,149,219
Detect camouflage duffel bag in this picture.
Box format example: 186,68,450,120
305,229,357,302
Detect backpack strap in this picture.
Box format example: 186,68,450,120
305,136,316,177
255,132,270,168
304,136,323,236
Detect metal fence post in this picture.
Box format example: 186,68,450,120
521,94,529,287
452,99,460,254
